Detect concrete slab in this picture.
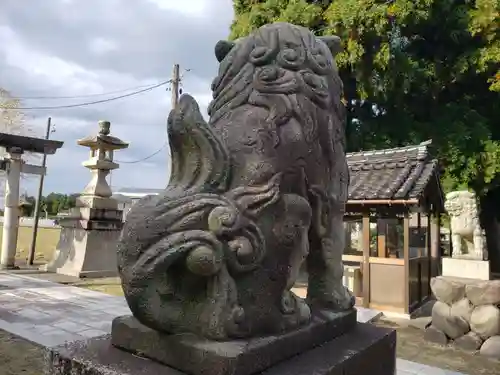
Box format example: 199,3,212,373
357,306,383,323
0,272,129,347
397,359,467,375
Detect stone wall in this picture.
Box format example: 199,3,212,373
0,217,59,228
425,276,500,359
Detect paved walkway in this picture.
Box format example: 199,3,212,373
0,272,466,375
0,272,129,347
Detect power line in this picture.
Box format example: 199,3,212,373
4,80,172,111
115,141,167,164
10,82,164,100
10,68,192,101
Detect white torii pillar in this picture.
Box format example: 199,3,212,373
0,147,23,269
0,131,62,270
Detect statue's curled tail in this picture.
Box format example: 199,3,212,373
117,95,280,339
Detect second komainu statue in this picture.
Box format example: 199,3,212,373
116,22,355,341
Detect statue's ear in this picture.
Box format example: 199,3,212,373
214,40,236,62
318,35,342,56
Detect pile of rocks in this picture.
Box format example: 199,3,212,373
425,276,500,359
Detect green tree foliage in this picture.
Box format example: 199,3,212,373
19,195,36,217
39,193,78,217
230,0,500,196
16,193,77,217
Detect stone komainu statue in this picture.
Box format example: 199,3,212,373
116,23,354,340
445,190,487,260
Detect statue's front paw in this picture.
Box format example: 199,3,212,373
280,291,312,329
308,285,355,311
296,296,312,324
334,286,355,310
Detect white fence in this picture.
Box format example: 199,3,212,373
0,217,59,228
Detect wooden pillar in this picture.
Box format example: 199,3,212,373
417,213,422,257
425,214,431,297
403,212,410,314
377,219,387,258
430,210,441,277
362,211,371,308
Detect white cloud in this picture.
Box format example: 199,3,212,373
0,25,104,96
88,37,119,55
0,0,234,196
147,0,212,17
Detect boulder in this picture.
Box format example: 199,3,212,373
453,331,483,351
424,325,448,345
480,335,500,360
466,280,500,306
432,301,469,339
450,298,474,323
470,305,500,339
430,277,465,305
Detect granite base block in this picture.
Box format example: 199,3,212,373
44,323,396,375
442,257,491,280
110,310,356,375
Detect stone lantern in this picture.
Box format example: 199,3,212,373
77,120,129,209
42,121,129,278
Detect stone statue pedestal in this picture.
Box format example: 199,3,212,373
44,320,396,375
442,257,491,281
41,206,123,278
109,312,356,375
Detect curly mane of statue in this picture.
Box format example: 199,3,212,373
116,23,354,341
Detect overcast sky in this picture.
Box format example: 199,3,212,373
0,0,234,196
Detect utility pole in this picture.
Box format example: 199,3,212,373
171,64,180,109
168,64,180,180
27,117,52,265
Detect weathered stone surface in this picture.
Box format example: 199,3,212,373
441,258,490,280
424,325,448,345
480,335,500,360
45,324,396,375
466,280,500,306
111,311,356,375
450,298,474,322
454,331,483,351
430,277,466,305
470,305,500,339
432,301,469,339
115,22,354,342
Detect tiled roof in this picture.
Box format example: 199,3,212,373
114,142,440,206
346,140,440,202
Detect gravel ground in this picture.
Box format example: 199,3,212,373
0,329,44,375
374,319,500,375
